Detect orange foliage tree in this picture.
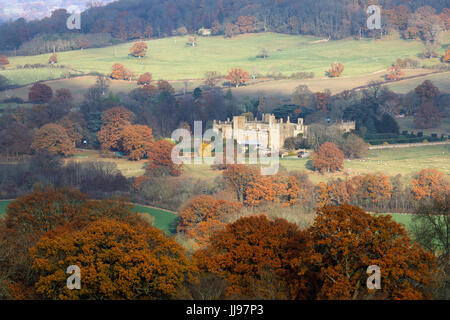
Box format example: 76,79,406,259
222,164,260,203
316,179,352,207
194,215,302,299
97,107,135,151
177,195,242,247
137,72,152,85
57,111,88,147
146,139,182,176
386,65,405,81
327,62,344,77
314,92,330,112
28,83,53,104
157,80,175,94
48,53,58,65
129,41,148,58
31,123,74,156
349,173,392,206
30,218,192,299
236,15,257,33
442,47,450,63
110,63,127,79
226,68,250,87
0,55,9,67
411,168,450,200
311,142,344,173
288,205,436,300
121,124,154,160
245,175,300,207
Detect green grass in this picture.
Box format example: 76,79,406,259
376,213,415,230
2,32,446,86
0,200,11,218
132,205,178,235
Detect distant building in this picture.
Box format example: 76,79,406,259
213,114,355,152
198,28,212,36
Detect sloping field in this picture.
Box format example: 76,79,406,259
2,32,445,86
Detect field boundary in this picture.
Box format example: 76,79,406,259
368,141,450,150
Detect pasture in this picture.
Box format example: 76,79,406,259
1,32,447,87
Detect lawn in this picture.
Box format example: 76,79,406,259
2,32,446,87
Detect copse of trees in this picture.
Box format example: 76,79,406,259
311,142,344,173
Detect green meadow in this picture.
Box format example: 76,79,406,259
2,32,447,86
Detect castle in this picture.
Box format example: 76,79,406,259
212,114,355,152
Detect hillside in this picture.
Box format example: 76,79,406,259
1,32,448,87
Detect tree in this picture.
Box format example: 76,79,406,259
340,134,368,159
415,80,440,103
129,41,148,58
0,123,34,157
226,68,250,88
311,142,344,173
146,139,182,176
157,80,175,94
110,63,126,80
204,71,220,87
0,55,9,68
314,92,330,112
222,165,260,203
244,175,300,207
414,102,442,129
386,65,405,81
236,15,257,33
97,107,135,152
58,112,88,147
137,72,152,85
194,215,301,299
48,53,58,65
53,88,73,105
327,62,344,77
224,23,239,38
30,218,191,299
29,83,53,104
350,173,392,206
316,179,351,207
411,169,450,201
121,124,154,160
442,47,450,63
290,205,436,300
31,123,74,156
411,194,450,299
187,35,199,47
178,195,242,247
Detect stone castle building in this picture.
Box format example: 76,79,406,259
212,114,355,152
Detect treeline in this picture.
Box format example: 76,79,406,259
0,0,449,54
0,184,448,299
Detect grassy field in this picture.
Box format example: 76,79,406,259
1,32,448,87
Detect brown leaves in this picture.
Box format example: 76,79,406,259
31,123,74,156
411,169,450,201
311,142,344,173
328,62,344,77
226,68,250,87
130,41,148,57
146,139,182,176
28,83,53,104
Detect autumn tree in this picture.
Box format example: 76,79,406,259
415,80,440,103
411,169,450,201
146,139,182,176
226,68,250,88
244,175,300,207
340,134,368,159
327,62,344,77
157,80,175,94
442,47,450,63
97,107,135,151
316,179,351,207
386,65,405,81
178,195,242,247
110,63,126,79
28,83,53,104
31,123,74,156
311,142,344,173
57,112,88,147
137,72,152,85
0,123,34,157
414,101,442,129
121,124,154,160
288,205,437,300
349,173,392,206
204,71,221,87
236,15,257,33
187,35,199,47
314,92,330,113
0,55,9,68
130,41,148,58
194,215,302,299
48,53,58,65
30,218,192,299
222,165,260,203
